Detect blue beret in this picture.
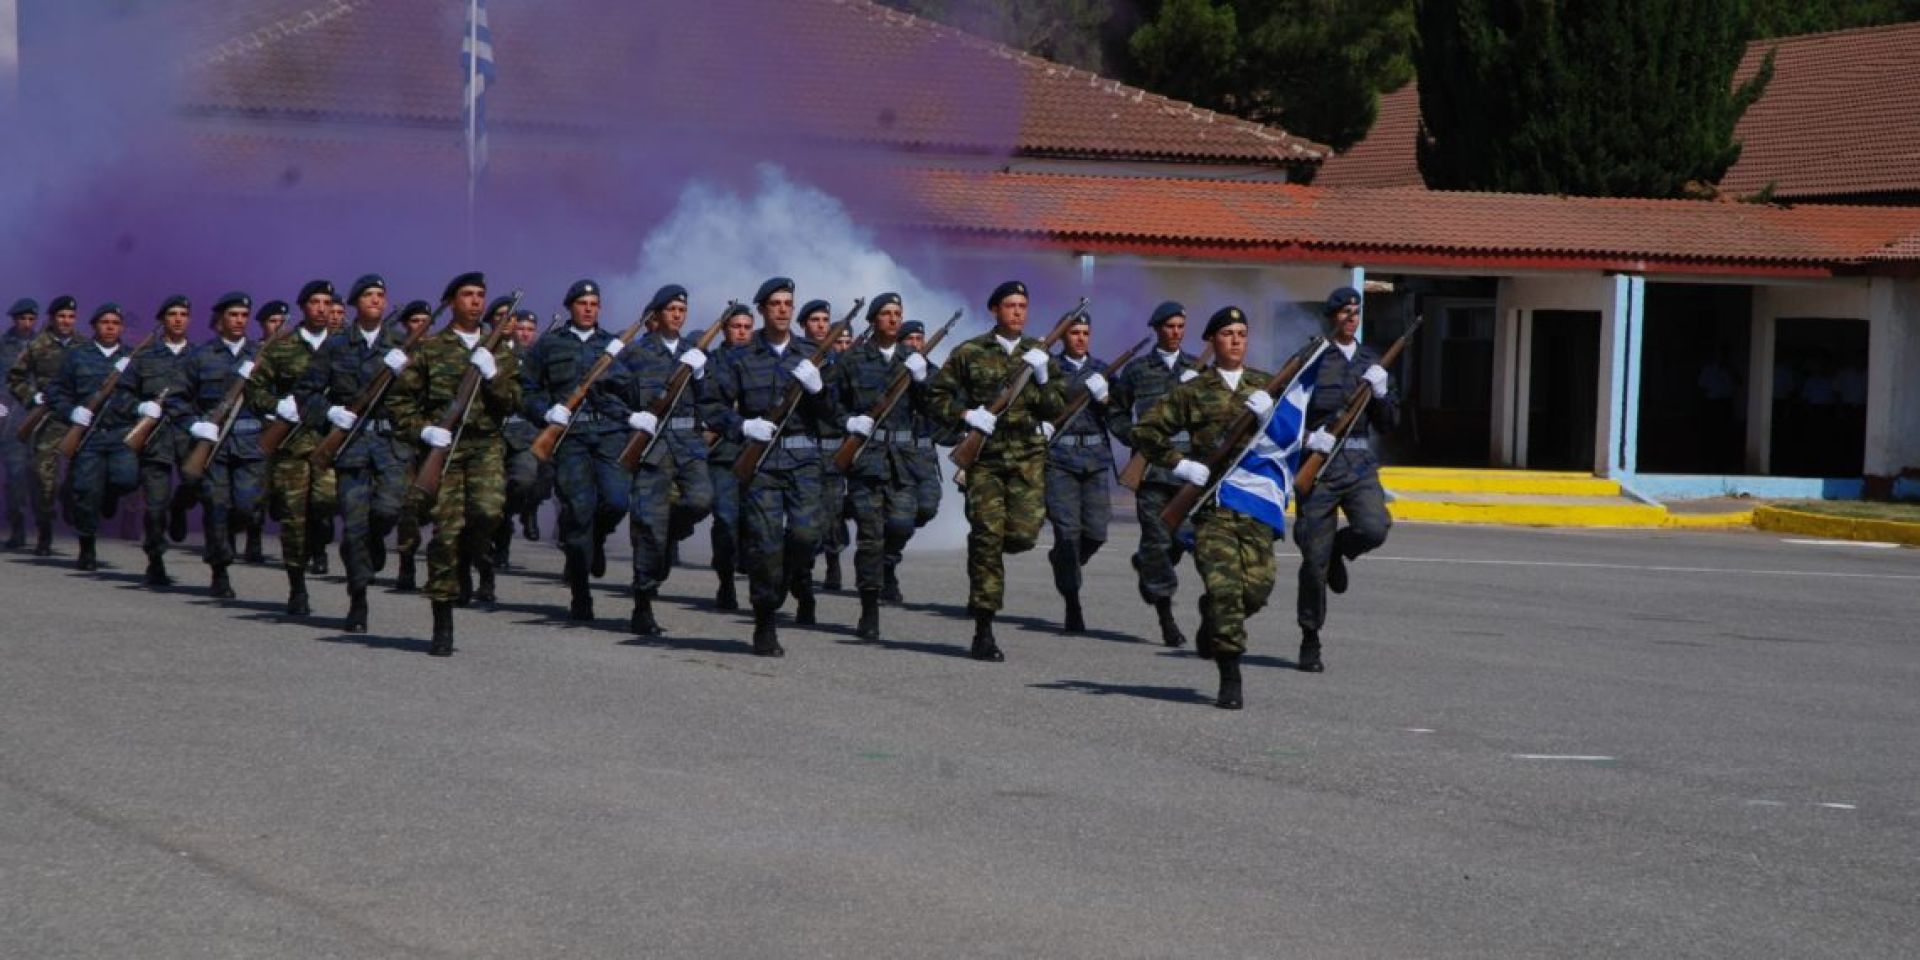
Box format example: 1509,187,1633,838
397,300,433,322
443,271,486,303
753,276,795,306
156,294,191,318
1324,286,1361,316
899,320,925,338
1203,305,1248,339
987,280,1027,310
723,304,754,322
486,296,516,320
7,298,37,317
511,309,538,324
348,274,386,303
90,302,124,324
258,300,290,322
564,279,600,306
867,292,902,322
798,299,832,322
646,284,688,314
211,291,251,315
1148,301,1186,328
297,280,336,305
48,295,78,315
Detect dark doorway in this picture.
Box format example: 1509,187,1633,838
1771,318,1868,476
1637,284,1752,474
1527,310,1600,471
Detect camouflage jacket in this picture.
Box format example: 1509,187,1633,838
114,338,196,462
245,326,341,455
1047,352,1113,472
1131,366,1274,476
387,326,521,443
1106,348,1205,487
1,328,35,408
7,330,79,406
829,339,930,481
182,337,265,461
926,331,1066,466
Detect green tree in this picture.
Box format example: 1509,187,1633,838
878,0,1119,72
1415,0,1773,198
1748,0,1920,37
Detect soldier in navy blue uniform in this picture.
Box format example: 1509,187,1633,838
1293,287,1398,673
699,277,835,657
180,292,263,598
703,303,756,611
0,298,39,549
1043,313,1114,633
521,280,630,622
807,308,852,592
894,319,949,601
117,296,198,586
49,304,140,571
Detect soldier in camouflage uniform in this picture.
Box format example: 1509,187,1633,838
829,292,932,640
1,299,40,549
699,277,835,657
1130,306,1275,710
386,272,520,657
1106,301,1204,647
179,292,264,599
7,295,80,556
1042,313,1113,634
238,301,290,565
385,302,434,590
926,280,1065,661
494,310,550,574
703,304,755,611
245,280,343,617
117,295,197,587
48,304,141,571
611,284,715,637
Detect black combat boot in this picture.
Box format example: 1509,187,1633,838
856,589,881,641
1194,595,1218,661
285,568,311,616
454,559,473,608
308,550,328,576
1326,551,1349,595
1297,629,1325,673
1215,654,1244,710
1155,598,1186,648
490,524,512,573
76,536,97,571
474,562,496,605
521,509,539,542
144,554,172,588
1063,593,1086,634
34,523,53,557
243,522,264,564
167,495,190,543
5,520,23,550
429,601,454,657
630,592,664,637
394,551,417,592
822,553,842,592
344,586,369,634
792,576,817,626
714,572,739,611
751,607,784,657
368,529,387,575
590,536,608,579
969,608,1004,662
210,565,235,600
566,552,594,622
881,563,904,603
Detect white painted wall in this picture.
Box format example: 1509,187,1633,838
1865,278,1920,479
1491,274,1630,474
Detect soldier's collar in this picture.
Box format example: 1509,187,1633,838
297,326,328,350
568,324,596,341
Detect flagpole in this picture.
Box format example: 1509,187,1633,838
465,0,478,261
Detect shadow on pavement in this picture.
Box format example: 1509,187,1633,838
1028,679,1213,705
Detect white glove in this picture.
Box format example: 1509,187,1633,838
603,338,626,358
1362,364,1389,398
1179,369,1200,383
627,410,659,434
189,421,220,442
137,400,163,420
275,396,301,422
420,425,453,448
236,362,255,380
32,391,46,406
544,403,573,427
468,348,498,380
790,360,824,395
1172,459,1210,486
1243,391,1274,418
1021,347,1050,384
1083,372,1109,402
382,348,409,373
1040,422,1056,441
113,356,130,373
69,406,94,427
326,406,358,431
0,403,8,418
903,353,929,382
963,406,996,435
742,417,777,443
1306,427,1337,454
845,414,875,437
678,348,707,378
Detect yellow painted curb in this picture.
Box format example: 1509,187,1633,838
1753,506,1920,546
1661,511,1755,530
1388,499,1669,527
1381,467,1621,497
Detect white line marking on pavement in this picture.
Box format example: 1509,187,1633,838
1512,754,1616,762
1404,728,1436,734
1745,800,1786,807
1781,538,1899,549
1374,556,1920,581
1816,802,1858,810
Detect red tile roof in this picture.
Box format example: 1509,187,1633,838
184,0,1326,168
879,169,1920,276
1312,84,1423,189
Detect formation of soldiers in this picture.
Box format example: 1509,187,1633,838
2,277,1397,709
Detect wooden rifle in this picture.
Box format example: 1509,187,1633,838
948,298,1087,471
1116,344,1213,491
57,328,160,460
123,387,174,455
256,322,339,457
412,291,524,498
530,308,659,463
1291,315,1424,499
1157,336,1329,532
1049,336,1147,448
616,304,734,472
306,306,444,470
732,299,862,482
830,309,961,473
180,325,300,481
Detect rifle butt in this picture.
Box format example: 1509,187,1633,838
616,430,652,473
1293,456,1326,501
258,419,294,457
57,423,84,460
124,418,159,454
530,424,564,463
732,443,766,482
831,436,863,474
1159,484,1203,531
948,430,985,470
1117,453,1148,491
308,429,346,470
16,406,49,443
180,441,214,482
411,447,450,498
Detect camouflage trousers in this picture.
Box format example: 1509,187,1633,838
1293,458,1390,632
336,433,412,590
1131,480,1193,605
1044,461,1109,598
627,453,711,595
1195,504,1278,657
708,457,743,580
554,430,629,562
28,424,63,528
65,430,138,539
1,429,27,533
849,468,918,593
961,455,1047,612
419,439,505,604
200,452,265,568
267,451,338,570
743,462,822,612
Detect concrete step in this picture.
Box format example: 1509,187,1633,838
1386,490,1669,527
1380,466,1622,497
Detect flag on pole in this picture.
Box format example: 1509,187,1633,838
461,0,495,184
1216,342,1331,536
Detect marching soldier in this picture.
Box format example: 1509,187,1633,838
895,319,948,601
181,292,264,599
521,279,627,621
389,301,434,590
1106,301,1203,647
1293,287,1397,673
1,299,39,549
239,301,291,564
613,284,714,637
704,303,756,611
926,280,1065,661
1043,313,1113,633
49,304,140,571
117,295,198,587
700,277,834,657
1130,306,1275,710
813,314,854,591
7,295,80,556
829,292,931,640
494,309,550,573
386,272,520,657
245,280,342,617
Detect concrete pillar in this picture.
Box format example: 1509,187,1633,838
1864,277,1920,487
1490,279,1523,467
1746,308,1776,474
1597,274,1646,478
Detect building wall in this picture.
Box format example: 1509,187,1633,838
1865,278,1920,487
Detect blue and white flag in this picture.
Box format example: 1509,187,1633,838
1216,342,1331,536
461,0,495,183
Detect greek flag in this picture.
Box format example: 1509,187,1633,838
1217,342,1330,536
461,0,495,183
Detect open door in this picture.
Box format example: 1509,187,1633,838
1526,310,1600,472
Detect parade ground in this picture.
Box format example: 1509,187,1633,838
2,522,1915,958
